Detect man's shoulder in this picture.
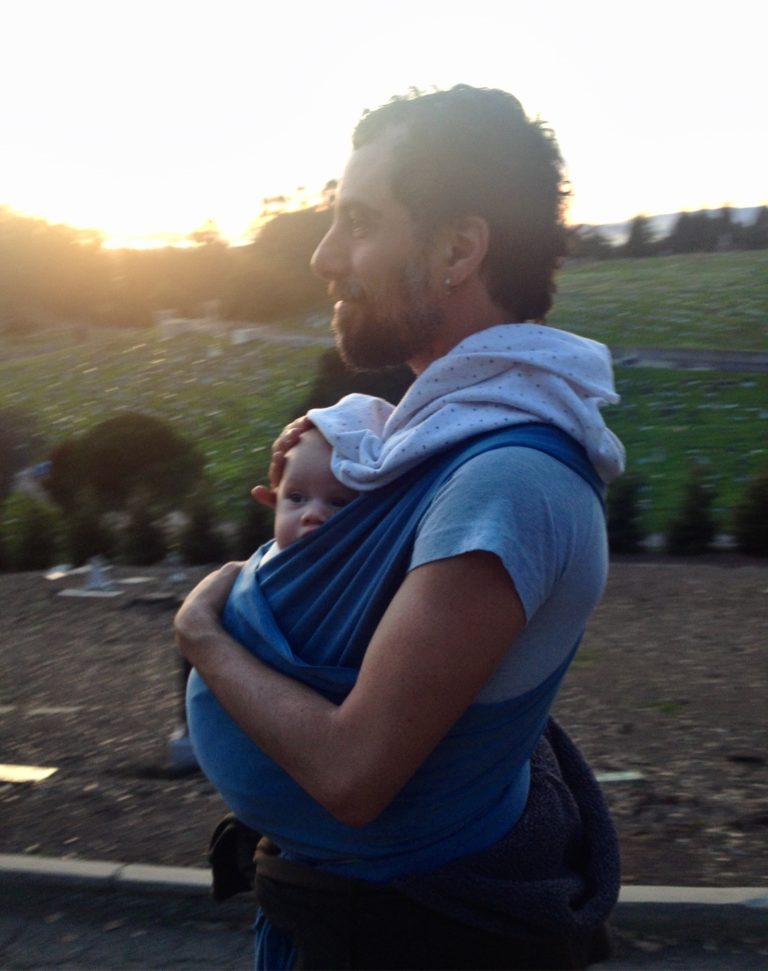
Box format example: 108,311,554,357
411,442,607,603
425,444,602,536
448,441,591,492
430,424,600,492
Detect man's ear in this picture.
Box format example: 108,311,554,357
443,215,491,288
251,485,277,510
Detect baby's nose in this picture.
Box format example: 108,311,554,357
301,503,327,526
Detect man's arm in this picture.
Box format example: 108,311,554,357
175,550,525,827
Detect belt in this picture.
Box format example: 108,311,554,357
255,837,393,897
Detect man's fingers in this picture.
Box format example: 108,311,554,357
175,562,244,633
268,416,315,486
268,450,287,488
272,416,314,455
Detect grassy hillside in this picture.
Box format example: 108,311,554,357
609,368,766,530
1,251,767,536
1,332,325,524
550,250,768,350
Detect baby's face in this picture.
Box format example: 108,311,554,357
272,431,358,549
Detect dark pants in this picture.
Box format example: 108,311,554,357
255,849,611,971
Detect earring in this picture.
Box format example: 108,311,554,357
444,276,452,292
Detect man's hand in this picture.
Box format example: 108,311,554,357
268,415,315,487
174,562,244,668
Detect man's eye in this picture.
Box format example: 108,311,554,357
346,212,369,238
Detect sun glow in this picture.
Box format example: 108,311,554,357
2,0,765,246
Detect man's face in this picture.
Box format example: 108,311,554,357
269,431,357,550
311,129,445,371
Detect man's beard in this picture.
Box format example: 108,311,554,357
331,261,445,372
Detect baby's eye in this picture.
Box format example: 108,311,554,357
287,492,304,504
331,496,352,509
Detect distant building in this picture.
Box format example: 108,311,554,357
154,302,224,339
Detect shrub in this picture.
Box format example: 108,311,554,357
46,412,204,515
607,475,646,554
0,408,44,501
177,491,229,565
732,469,768,557
233,496,274,560
665,469,718,555
1,492,63,571
0,503,6,571
118,495,168,565
63,489,119,565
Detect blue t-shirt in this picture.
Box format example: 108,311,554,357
186,440,607,884
413,446,608,703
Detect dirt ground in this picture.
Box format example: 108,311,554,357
1,557,766,888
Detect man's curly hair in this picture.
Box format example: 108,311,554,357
353,85,569,322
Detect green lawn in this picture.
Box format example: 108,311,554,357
550,250,768,351
2,251,767,534
1,332,325,522
608,369,767,532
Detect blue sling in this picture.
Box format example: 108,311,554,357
223,423,603,696
187,423,605,881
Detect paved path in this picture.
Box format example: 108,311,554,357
2,856,766,969
237,325,768,373
611,346,768,372
226,321,768,373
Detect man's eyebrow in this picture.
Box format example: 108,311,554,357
337,197,382,220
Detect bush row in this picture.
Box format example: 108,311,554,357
1,345,765,570
607,467,768,556
1,460,766,574
0,487,274,572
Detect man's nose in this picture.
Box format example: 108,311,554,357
311,224,346,281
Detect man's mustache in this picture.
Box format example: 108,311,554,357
329,281,366,302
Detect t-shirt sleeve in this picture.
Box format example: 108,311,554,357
409,446,598,622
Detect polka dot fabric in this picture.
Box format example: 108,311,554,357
308,324,625,489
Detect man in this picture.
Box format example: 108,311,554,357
177,85,621,969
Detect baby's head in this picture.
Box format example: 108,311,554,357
252,428,358,550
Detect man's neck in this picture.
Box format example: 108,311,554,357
407,289,512,375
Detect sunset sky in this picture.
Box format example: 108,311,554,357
1,0,765,247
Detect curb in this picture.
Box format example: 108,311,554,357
615,884,768,940
2,853,766,929
0,853,211,897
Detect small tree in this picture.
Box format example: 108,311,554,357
732,469,768,557
665,470,718,555
178,491,229,565
743,206,768,250
46,412,204,516
607,475,646,554
623,215,656,258
1,492,63,571
0,408,43,501
63,489,118,565
118,494,168,566
233,497,274,560
568,226,615,260
0,501,7,572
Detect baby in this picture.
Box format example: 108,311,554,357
251,427,358,562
